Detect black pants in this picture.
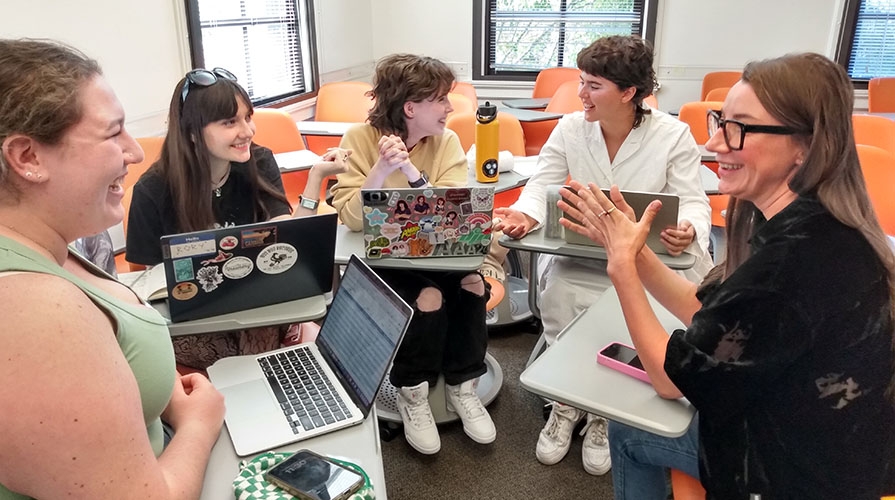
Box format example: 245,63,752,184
375,268,489,387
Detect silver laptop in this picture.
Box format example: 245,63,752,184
552,188,680,255
207,255,412,456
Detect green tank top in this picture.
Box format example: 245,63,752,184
0,235,175,500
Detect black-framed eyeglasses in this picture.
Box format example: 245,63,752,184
179,67,238,107
706,109,807,151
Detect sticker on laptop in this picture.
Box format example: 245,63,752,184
167,233,217,259
222,256,254,279
170,282,198,301
256,243,298,275
220,235,239,251
173,258,195,282
196,266,224,292
201,250,233,266
241,226,278,248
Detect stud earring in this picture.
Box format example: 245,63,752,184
36,173,43,181
25,172,33,178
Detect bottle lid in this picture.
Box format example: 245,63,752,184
476,101,498,124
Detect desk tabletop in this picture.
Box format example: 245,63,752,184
153,295,328,337
201,412,387,500
501,97,551,110
498,105,563,122
335,225,485,271
295,121,355,136
520,286,695,437
498,231,697,270
698,144,715,163
467,168,530,193
275,150,323,172
700,164,720,195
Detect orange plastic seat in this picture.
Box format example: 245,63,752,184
857,144,895,235
699,71,741,101
125,137,164,193
452,81,478,106
445,110,526,157
521,80,585,156
868,77,895,113
484,276,505,311
704,86,730,102
307,81,374,154
532,67,580,99
852,114,895,156
670,469,706,499
447,92,475,117
677,101,724,145
252,108,306,154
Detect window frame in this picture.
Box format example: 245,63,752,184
472,0,659,82
183,0,320,107
835,0,895,90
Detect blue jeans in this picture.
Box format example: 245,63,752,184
609,414,701,500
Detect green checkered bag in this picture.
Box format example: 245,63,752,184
233,451,375,500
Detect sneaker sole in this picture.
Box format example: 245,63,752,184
404,433,441,455
446,401,496,444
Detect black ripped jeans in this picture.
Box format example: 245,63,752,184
374,268,490,388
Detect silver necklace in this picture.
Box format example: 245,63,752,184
212,167,231,198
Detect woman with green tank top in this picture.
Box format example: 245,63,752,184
0,39,224,499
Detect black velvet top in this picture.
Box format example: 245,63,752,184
665,196,895,499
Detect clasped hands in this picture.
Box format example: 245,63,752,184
558,180,696,258
311,147,353,178
374,134,422,182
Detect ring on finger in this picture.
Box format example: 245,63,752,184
597,210,609,218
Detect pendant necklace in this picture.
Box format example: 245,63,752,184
212,166,231,198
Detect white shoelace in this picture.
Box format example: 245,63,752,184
402,398,434,429
452,390,486,418
580,416,608,447
543,405,579,442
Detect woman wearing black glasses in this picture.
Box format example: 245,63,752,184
560,53,895,499
126,68,348,369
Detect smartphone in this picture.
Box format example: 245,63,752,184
265,449,364,500
597,342,651,384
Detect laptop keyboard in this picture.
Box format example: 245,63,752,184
258,348,353,434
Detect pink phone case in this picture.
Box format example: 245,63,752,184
596,342,652,384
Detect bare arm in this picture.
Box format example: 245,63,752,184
0,274,223,499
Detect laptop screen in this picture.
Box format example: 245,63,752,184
315,256,412,410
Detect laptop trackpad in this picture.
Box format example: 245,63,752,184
221,379,287,431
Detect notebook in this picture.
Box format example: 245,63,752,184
551,187,680,255
206,255,413,456
360,186,495,259
159,213,337,322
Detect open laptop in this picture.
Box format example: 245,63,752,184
552,188,680,254
159,213,337,322
207,255,413,456
360,186,495,259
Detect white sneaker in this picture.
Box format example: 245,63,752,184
536,403,585,465
446,379,496,444
581,413,611,475
396,382,440,455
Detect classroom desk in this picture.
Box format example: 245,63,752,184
519,286,695,437
498,105,564,122
501,97,551,110
274,149,323,172
867,112,895,121
467,168,530,193
334,224,485,272
700,164,720,195
200,411,388,500
698,144,715,163
151,295,328,337
295,120,355,136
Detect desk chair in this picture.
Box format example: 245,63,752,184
521,80,584,156
252,108,306,154
452,81,478,106
857,144,895,235
447,92,475,117
533,67,580,100
853,114,895,156
699,71,741,101
869,77,895,113
307,81,374,154
445,110,526,156
704,86,730,102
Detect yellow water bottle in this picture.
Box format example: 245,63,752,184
475,101,499,183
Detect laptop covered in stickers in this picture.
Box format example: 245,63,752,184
360,186,495,259
159,213,337,323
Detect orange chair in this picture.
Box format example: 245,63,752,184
532,67,580,99
868,77,895,113
452,81,478,107
677,101,724,145
700,71,741,101
853,114,895,156
447,92,475,117
124,137,164,194
445,110,526,157
704,86,730,102
857,144,895,235
521,80,585,156
252,108,306,154
670,469,706,499
307,81,374,154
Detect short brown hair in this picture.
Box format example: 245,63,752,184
576,35,656,127
367,54,455,140
0,39,102,183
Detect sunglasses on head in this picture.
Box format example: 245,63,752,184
179,67,238,107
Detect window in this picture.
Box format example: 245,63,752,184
184,0,318,105
837,0,895,86
473,0,658,81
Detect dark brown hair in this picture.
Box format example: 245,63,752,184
0,39,102,185
366,54,455,140
576,35,656,128
152,75,289,233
